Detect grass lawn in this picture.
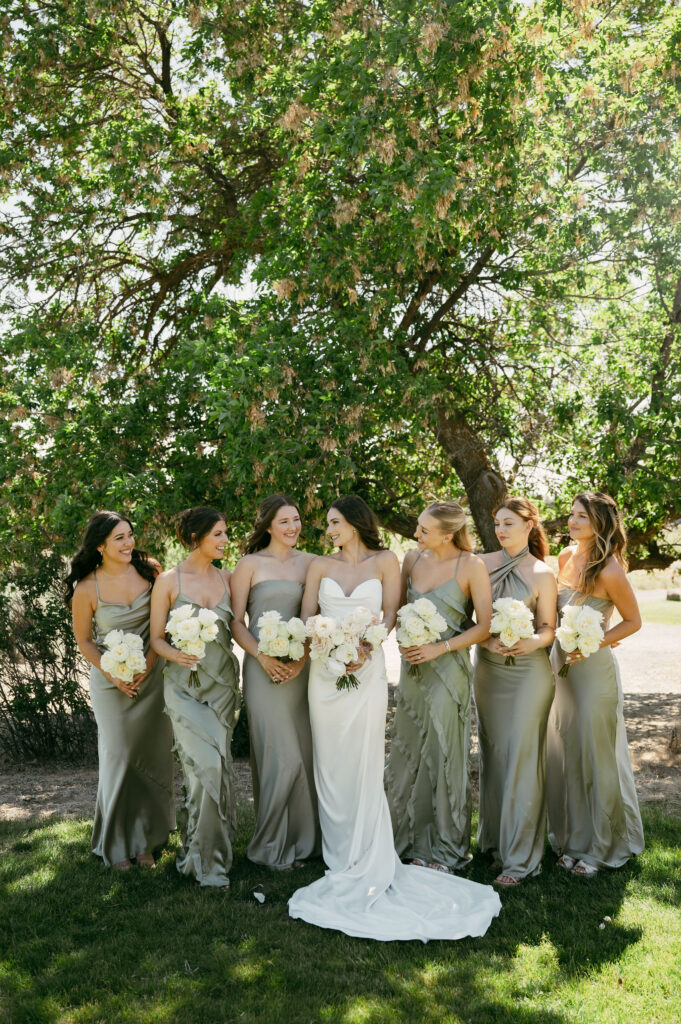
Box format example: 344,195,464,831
1,804,680,1024
639,600,681,627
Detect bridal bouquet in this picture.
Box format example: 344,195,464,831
489,598,535,665
555,604,604,676
166,604,220,686
257,610,307,681
306,606,388,691
100,629,147,687
396,597,447,677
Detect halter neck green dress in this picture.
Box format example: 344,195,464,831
89,572,174,866
474,548,555,879
546,586,644,868
243,580,319,869
163,567,241,887
386,555,474,870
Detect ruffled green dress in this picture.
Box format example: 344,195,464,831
474,548,555,879
243,580,319,868
89,572,174,866
546,587,644,869
163,568,241,887
386,560,474,870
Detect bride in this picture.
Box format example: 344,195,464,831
288,495,501,941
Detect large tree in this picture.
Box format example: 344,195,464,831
1,1,680,564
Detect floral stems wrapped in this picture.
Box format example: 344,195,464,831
396,597,447,678
166,605,220,687
306,606,388,691
489,597,535,665
100,629,147,696
555,604,605,677
256,610,307,684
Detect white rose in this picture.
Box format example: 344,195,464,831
176,617,201,641
556,626,578,652
334,642,358,665
111,642,132,661
499,627,518,648
270,635,290,657
287,617,307,642
100,651,118,674
579,638,601,657
129,652,147,673
116,663,135,682
331,628,347,647
103,629,125,648
184,638,206,658
364,624,387,649
344,606,373,630
307,615,336,639
288,640,305,661
198,607,219,627
310,635,334,659
200,623,219,642
169,604,194,623
259,620,279,642
412,597,438,619
258,609,282,626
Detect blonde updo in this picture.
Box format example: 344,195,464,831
424,501,473,552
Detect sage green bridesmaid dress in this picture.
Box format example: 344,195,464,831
163,567,241,887
546,587,644,869
474,547,555,879
243,580,319,869
386,556,474,870
89,572,174,866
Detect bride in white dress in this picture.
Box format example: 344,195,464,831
288,496,501,942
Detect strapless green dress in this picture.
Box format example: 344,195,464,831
546,587,644,868
386,567,474,870
243,580,319,868
89,574,174,866
163,569,241,887
474,548,554,879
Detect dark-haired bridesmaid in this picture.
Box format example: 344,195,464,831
66,511,174,870
230,495,319,870
546,491,644,876
385,501,492,873
474,496,556,887
150,507,240,888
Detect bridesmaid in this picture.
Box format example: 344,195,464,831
474,496,557,887
150,507,240,888
66,511,174,870
230,494,319,870
547,491,644,876
386,501,492,873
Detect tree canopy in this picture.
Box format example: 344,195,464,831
1,1,680,565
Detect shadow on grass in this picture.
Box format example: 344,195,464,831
0,805,678,1024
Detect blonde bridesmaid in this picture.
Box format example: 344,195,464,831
67,511,174,870
474,496,556,887
386,501,492,873
547,491,644,876
230,495,319,870
150,507,240,888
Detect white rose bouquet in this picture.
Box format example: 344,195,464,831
100,629,147,691
555,604,604,677
396,598,448,677
257,610,307,683
306,606,388,691
489,597,536,665
166,604,220,687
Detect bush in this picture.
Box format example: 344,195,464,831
0,554,96,762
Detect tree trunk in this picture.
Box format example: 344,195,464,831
434,404,508,550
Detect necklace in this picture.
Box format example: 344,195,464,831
99,564,134,579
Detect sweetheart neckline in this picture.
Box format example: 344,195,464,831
320,576,381,599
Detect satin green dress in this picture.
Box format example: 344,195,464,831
474,548,555,879
89,572,174,866
243,580,319,868
163,568,241,887
546,587,644,869
386,561,474,870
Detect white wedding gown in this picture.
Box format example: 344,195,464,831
288,577,501,941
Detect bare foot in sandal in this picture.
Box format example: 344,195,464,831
494,873,521,887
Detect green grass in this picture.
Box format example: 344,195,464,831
639,600,681,626
1,806,680,1024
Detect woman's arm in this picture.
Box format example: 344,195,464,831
72,582,138,698
507,566,557,656
399,549,418,608
379,551,401,633
300,558,325,622
598,561,641,647
229,558,259,657
149,572,200,667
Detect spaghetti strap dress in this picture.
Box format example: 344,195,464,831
89,571,174,866
243,579,319,869
163,567,241,886
546,586,644,869
474,547,555,879
386,554,475,870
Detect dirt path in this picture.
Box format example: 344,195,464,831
2,622,679,823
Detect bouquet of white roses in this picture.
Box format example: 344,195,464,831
166,604,220,686
100,629,147,689
489,598,535,665
257,610,307,682
555,603,604,677
396,597,448,677
306,606,388,691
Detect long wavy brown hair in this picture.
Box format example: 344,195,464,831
492,495,549,561
243,494,301,554
572,491,628,594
